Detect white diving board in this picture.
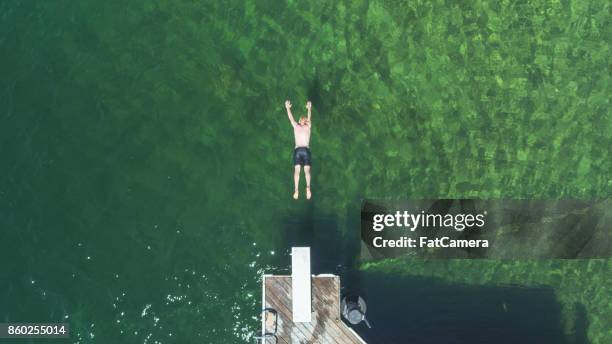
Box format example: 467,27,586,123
291,247,311,322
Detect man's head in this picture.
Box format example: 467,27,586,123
298,117,308,125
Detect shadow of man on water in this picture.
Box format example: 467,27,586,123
280,200,360,275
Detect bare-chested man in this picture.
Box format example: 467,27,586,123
284,100,312,200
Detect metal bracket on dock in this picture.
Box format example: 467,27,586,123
254,308,278,343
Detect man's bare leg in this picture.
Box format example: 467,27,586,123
304,165,311,200
293,165,301,199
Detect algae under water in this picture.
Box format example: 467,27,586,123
0,0,610,343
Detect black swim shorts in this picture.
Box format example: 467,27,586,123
293,147,312,166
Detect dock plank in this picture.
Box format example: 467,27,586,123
267,277,338,344
263,275,366,344
265,277,341,344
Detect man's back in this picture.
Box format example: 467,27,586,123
293,124,311,148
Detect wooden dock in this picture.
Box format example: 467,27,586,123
259,248,367,344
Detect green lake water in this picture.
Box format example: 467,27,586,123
1,1,610,343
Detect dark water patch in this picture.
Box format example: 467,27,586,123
347,271,572,344
573,304,589,344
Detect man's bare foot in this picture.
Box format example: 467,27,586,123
293,190,299,200
306,187,311,200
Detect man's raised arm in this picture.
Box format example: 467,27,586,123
306,101,312,126
285,100,296,127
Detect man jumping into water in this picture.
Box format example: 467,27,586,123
284,100,312,200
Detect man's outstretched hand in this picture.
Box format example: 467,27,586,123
306,101,312,110
285,100,292,109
